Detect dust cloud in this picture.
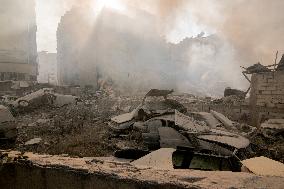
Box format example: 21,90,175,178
37,0,284,95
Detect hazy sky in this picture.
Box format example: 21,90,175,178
35,0,210,53
36,0,74,52
35,0,284,65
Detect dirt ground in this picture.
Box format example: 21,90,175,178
13,96,143,157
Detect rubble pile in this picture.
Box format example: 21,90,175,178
0,87,283,170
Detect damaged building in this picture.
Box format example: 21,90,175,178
250,68,284,126
0,1,284,189
57,6,244,95
0,0,38,83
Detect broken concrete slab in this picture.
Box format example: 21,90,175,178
0,105,17,141
261,119,284,130
111,105,141,124
267,119,284,124
0,105,15,122
12,88,55,109
244,63,270,74
133,121,147,132
175,110,210,132
146,120,163,133
142,99,187,115
131,148,175,170
241,156,284,177
108,120,135,132
224,87,246,98
150,114,175,122
158,127,191,148
197,139,233,156
193,112,221,128
198,129,250,149
210,110,235,130
261,123,284,130
53,94,79,107
144,89,174,98
111,112,135,124
24,138,42,145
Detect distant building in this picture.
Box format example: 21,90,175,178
0,0,38,82
57,7,95,87
38,51,57,85
57,6,243,95
57,7,171,90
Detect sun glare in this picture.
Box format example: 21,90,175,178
93,0,126,14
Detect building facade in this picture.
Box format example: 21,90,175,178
0,0,38,82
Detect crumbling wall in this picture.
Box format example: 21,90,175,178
251,71,284,108
250,71,284,126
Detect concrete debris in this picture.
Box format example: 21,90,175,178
0,95,18,105
175,110,210,132
244,63,270,74
267,119,284,124
241,156,284,177
133,121,147,132
24,137,42,145
261,119,284,129
0,83,282,175
210,110,235,130
11,88,55,110
111,112,135,124
198,129,250,149
158,127,191,148
260,119,284,138
0,105,17,141
150,114,175,122
144,89,174,99
0,105,15,122
141,99,187,116
131,148,175,170
173,147,241,171
192,112,222,128
108,120,135,132
224,87,247,99
52,94,79,107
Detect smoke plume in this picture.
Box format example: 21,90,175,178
37,0,284,95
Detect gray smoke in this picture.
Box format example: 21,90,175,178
38,0,284,96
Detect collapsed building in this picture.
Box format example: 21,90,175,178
0,0,38,83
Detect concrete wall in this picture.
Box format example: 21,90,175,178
0,163,183,189
0,152,282,189
250,71,284,126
